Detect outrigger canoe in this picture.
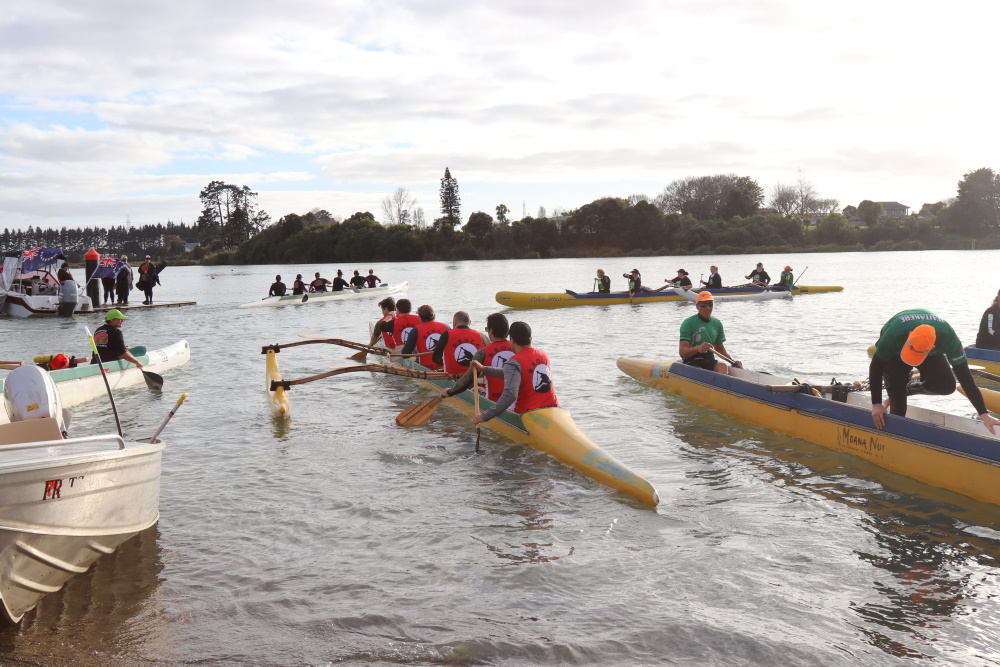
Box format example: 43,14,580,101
239,282,408,308
965,346,1000,375
262,340,659,506
496,284,842,309
0,341,190,423
617,357,1000,506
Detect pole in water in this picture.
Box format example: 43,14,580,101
85,326,123,437
140,393,188,444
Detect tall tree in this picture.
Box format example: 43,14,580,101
950,167,1000,236
495,203,509,227
381,186,417,226
439,167,461,228
656,174,762,220
198,180,270,249
857,200,883,226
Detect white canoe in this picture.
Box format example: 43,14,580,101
677,287,793,302
239,282,408,308
0,340,191,424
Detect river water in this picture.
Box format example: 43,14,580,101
1,250,1000,665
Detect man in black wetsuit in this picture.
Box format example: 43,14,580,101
309,272,330,292
350,270,367,289
700,266,722,289
331,270,351,291
746,262,770,286
366,269,381,288
269,275,286,297
92,309,144,369
292,274,306,295
589,269,611,293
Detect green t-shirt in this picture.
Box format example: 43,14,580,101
680,313,725,347
874,308,966,365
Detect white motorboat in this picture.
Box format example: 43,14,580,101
677,286,793,302
0,249,94,317
0,365,164,623
239,282,408,308
0,340,191,424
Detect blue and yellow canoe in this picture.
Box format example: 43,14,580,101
496,285,842,309
617,357,1000,506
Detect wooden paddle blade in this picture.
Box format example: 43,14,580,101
396,396,444,427
142,370,164,391
350,350,368,362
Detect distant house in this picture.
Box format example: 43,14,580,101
876,202,909,220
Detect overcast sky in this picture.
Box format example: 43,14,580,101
2,0,997,231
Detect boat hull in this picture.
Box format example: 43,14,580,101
496,285,841,308
0,341,191,422
0,431,163,623
0,294,94,318
240,282,408,308
617,357,1000,506
381,356,658,506
965,346,1000,375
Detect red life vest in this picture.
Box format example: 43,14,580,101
512,346,558,413
377,312,397,348
482,340,513,401
441,328,485,375
414,321,448,369
394,313,421,349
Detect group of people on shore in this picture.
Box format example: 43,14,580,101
589,262,795,296
99,255,162,306
268,269,382,297
367,297,556,424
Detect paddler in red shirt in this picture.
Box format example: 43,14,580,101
432,311,487,374
400,304,448,369
440,313,513,401
470,321,558,424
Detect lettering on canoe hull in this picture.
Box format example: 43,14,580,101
529,296,565,303
837,426,886,458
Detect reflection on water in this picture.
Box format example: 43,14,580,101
0,525,165,663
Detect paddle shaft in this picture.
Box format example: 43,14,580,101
271,364,452,391
473,366,481,452
709,345,739,367
145,393,188,443
85,326,123,438
793,266,808,286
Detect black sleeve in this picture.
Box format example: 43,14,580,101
432,331,449,367
869,355,886,405
954,362,989,416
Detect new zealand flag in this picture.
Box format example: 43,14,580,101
20,247,63,273
92,256,123,279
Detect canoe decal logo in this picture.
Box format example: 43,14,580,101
533,364,553,393
94,331,110,346
491,351,514,369
401,326,415,342
454,343,479,367
426,332,442,351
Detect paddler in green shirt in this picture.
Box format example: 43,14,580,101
678,291,742,374
869,308,1000,434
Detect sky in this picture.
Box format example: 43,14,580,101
2,0,998,232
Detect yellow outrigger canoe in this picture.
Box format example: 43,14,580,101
496,285,843,309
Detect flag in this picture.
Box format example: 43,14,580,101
20,247,63,273
92,256,124,279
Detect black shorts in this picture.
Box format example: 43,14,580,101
683,353,717,370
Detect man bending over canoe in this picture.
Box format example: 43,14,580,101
471,321,558,424
869,309,999,434
679,292,742,375
440,313,513,401
92,309,144,370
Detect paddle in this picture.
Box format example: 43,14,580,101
137,393,188,444
396,396,444,427
85,326,123,438
792,266,808,286
271,363,451,391
0,362,23,370
142,370,164,391
972,369,1000,383
708,345,741,368
473,366,481,452
302,293,308,303
291,336,424,358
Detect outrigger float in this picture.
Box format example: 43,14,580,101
240,282,408,308
495,284,842,309
262,339,659,506
617,357,1000,507
0,341,190,423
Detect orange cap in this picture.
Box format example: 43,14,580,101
784,265,792,270
695,291,714,303
901,324,936,366
50,353,69,370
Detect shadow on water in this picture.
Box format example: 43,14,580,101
663,395,1000,661
0,525,166,665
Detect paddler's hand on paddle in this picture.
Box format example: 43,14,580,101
871,403,887,430
469,360,485,374
472,412,485,426
980,412,1000,435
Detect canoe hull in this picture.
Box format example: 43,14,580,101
382,356,659,506
617,357,1000,506
240,282,408,308
496,285,841,308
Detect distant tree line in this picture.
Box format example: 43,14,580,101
5,167,1000,266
